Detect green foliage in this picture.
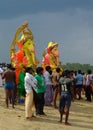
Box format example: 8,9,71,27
62,63,93,73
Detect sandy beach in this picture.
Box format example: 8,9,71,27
0,86,93,130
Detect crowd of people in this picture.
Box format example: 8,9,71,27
0,64,93,125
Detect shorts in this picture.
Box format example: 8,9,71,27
59,93,71,110
76,84,82,88
4,82,15,90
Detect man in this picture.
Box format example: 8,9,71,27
44,66,53,106
2,64,16,108
35,67,46,115
86,69,93,102
58,70,73,125
75,70,83,100
0,65,3,87
24,67,37,120
52,67,61,108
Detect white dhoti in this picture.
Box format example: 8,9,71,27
25,92,34,118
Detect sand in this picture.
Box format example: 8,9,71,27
0,87,93,130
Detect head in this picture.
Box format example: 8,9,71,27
45,66,52,75
47,42,59,57
78,70,82,74
45,66,51,71
7,64,12,69
87,69,92,74
56,67,60,73
36,66,44,75
62,70,71,78
26,67,34,74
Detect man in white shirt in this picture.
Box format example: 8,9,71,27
24,67,37,120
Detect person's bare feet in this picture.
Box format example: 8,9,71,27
54,106,58,109
6,105,9,108
65,122,71,126
58,120,62,123
12,106,15,109
26,117,31,121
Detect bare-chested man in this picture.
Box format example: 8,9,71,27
2,64,16,108
52,67,61,108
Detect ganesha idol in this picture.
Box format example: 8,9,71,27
42,41,61,71
10,22,39,84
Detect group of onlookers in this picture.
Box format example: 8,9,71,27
0,65,62,119
69,69,93,102
0,64,93,125
24,66,61,119
57,69,93,125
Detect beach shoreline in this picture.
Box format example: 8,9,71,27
0,87,93,130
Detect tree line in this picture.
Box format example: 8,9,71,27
62,63,93,73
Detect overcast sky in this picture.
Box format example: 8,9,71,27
0,0,93,65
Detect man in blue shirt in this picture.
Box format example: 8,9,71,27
75,70,83,100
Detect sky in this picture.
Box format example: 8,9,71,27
0,0,93,65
